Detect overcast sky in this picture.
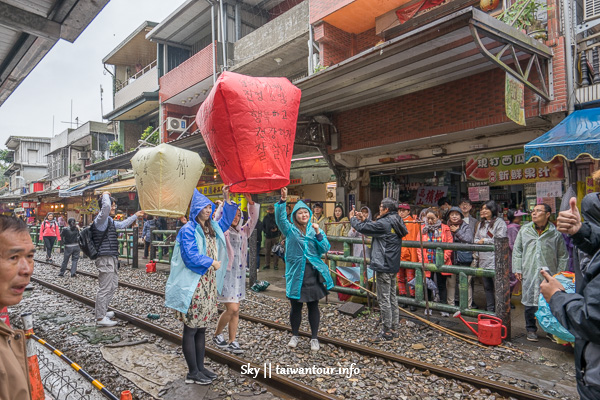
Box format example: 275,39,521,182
0,0,186,147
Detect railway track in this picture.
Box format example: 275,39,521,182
33,258,553,400
30,274,336,400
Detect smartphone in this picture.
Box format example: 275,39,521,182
540,266,551,282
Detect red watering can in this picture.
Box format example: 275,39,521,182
453,311,507,346
146,260,156,274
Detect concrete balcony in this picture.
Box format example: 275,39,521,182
231,0,309,79
159,42,218,106
114,64,159,109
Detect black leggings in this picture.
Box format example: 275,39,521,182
290,299,320,339
44,237,56,259
182,325,206,374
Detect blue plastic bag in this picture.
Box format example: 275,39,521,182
535,272,575,343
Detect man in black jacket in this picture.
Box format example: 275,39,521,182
543,196,600,400
350,198,408,342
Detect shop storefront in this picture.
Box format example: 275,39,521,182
465,148,565,219
366,160,464,211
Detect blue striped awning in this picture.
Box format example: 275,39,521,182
525,109,600,162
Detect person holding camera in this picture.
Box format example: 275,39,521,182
93,192,144,327
543,194,600,400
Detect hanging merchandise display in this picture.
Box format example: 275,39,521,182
131,143,205,217
196,71,301,193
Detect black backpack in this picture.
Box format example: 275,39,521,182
79,222,109,260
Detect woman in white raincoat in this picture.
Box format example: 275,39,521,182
212,192,259,354
165,188,237,385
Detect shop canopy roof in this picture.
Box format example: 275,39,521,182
59,182,107,198
295,6,553,115
524,109,600,162
93,178,137,195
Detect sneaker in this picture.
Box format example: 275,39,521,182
262,265,270,270
288,336,300,348
409,306,417,312
274,265,279,270
440,312,450,317
227,341,244,354
70,274,77,278
546,333,558,343
185,372,212,385
96,317,118,327
389,330,399,339
370,331,393,343
510,303,516,310
212,334,228,349
58,273,64,277
105,311,115,319
310,339,320,352
200,368,217,380
526,332,539,342
424,309,433,316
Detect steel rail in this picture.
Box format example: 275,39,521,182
30,276,337,400
34,259,552,400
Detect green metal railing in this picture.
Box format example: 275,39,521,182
29,226,62,251
150,229,178,265
117,228,137,266
324,235,512,337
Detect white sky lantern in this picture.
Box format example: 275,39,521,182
132,143,204,218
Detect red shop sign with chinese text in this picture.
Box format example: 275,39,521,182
466,149,564,187
196,71,301,193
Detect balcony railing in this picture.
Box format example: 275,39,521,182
159,43,215,101
116,60,157,92
114,62,159,109
577,48,600,104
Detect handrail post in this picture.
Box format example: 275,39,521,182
494,237,511,339
435,247,444,303
150,228,156,261
459,272,468,310
132,226,139,268
248,226,258,286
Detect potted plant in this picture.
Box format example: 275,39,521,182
109,141,124,156
497,0,549,40
141,126,158,145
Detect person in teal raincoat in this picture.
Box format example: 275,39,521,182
275,187,334,352
165,188,237,385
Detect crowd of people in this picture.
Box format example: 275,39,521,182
249,194,576,344
4,177,600,398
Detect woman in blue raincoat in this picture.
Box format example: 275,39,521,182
165,187,237,385
276,187,334,352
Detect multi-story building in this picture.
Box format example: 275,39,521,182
47,121,115,190
3,136,51,195
102,21,160,153
146,0,309,143
291,0,572,210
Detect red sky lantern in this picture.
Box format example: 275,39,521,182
196,71,301,193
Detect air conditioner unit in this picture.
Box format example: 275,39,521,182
585,0,600,20
166,117,187,133
77,151,90,160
